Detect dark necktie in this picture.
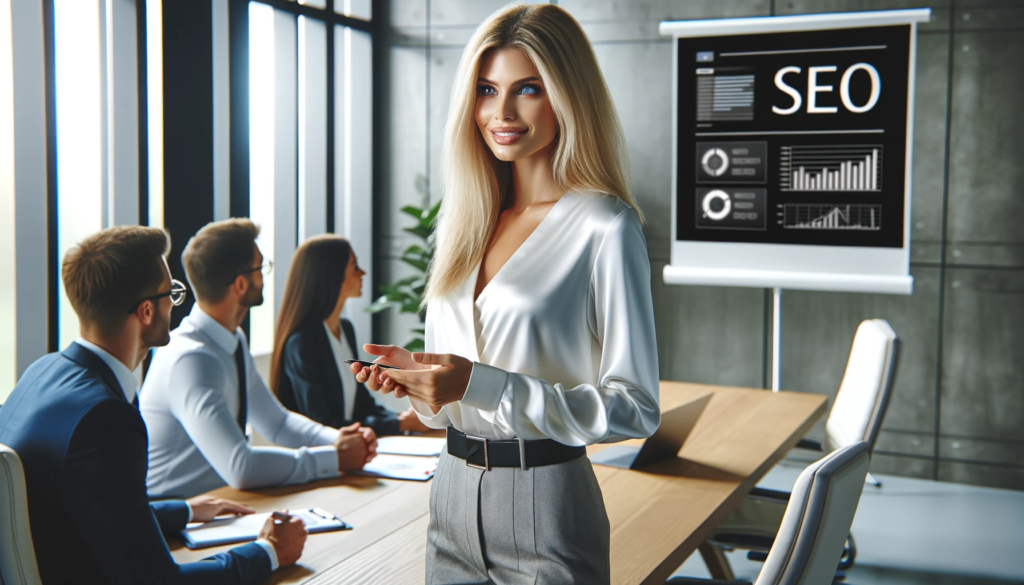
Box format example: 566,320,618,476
234,343,248,433
131,394,139,410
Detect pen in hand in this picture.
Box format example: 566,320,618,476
271,510,292,523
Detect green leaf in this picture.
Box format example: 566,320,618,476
400,205,423,219
404,338,425,353
401,257,429,272
404,225,432,241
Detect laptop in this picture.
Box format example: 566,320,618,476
589,392,713,470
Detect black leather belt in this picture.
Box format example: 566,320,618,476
446,427,585,471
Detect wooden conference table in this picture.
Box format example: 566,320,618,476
170,382,827,584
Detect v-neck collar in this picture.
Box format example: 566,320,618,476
473,190,577,304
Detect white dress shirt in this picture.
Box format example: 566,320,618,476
411,192,661,445
141,305,340,500
74,338,280,568
323,322,357,421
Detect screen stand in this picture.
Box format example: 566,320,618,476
772,287,782,393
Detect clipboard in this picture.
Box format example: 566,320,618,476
179,508,351,549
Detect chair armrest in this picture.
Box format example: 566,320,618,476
748,486,790,503
666,578,753,585
795,438,823,451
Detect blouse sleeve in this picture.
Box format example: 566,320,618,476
459,208,661,446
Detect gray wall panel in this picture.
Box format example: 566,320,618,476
652,262,765,387
909,32,949,264
938,461,1024,491
870,453,935,480
939,437,1024,469
781,266,940,439
592,42,673,257
876,430,936,458
946,26,1024,268
431,0,543,28
940,268,1024,443
778,0,951,32
429,47,461,204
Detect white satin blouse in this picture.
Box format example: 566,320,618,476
410,191,661,446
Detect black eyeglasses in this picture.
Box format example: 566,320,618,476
224,259,273,286
128,279,187,314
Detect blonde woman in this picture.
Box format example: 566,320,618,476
352,4,659,583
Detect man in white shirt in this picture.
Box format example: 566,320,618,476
142,218,376,499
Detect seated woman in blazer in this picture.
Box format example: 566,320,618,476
271,235,429,435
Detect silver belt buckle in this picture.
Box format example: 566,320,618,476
464,434,490,471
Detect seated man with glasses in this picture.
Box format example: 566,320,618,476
0,226,308,583
142,218,377,500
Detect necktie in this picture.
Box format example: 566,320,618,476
234,343,248,433
131,394,139,410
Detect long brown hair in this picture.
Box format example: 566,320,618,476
270,235,352,395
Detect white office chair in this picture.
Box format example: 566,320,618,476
0,444,42,585
705,319,898,578
668,442,871,585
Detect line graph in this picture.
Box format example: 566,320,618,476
782,204,882,231
780,145,882,191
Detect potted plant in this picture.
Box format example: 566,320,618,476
366,183,440,352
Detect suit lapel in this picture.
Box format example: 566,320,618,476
62,342,128,404
319,324,346,411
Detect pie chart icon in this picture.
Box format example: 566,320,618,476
701,147,729,177
702,190,731,221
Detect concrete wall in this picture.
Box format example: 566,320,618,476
378,0,1024,490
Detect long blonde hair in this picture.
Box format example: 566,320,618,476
425,3,642,301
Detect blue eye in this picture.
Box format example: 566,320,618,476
477,85,496,96
519,85,539,95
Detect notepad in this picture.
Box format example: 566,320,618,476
179,508,351,549
376,436,446,457
355,454,439,481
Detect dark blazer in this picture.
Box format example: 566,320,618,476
0,342,271,585
278,318,400,436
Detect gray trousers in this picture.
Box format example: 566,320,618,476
425,449,611,585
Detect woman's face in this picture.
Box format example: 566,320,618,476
475,48,558,163
340,249,365,300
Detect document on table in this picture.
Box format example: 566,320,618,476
355,454,439,481
376,436,446,457
179,508,351,549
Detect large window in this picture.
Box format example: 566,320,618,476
246,0,374,355
54,0,104,349
0,0,15,395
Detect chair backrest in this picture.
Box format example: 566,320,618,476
755,442,870,585
0,444,42,585
825,319,899,454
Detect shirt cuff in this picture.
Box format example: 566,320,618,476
310,445,342,478
255,538,279,571
184,502,193,523
408,398,446,424
459,362,508,412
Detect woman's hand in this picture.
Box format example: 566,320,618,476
350,344,428,398
386,353,474,411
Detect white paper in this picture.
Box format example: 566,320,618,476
356,454,439,481
181,509,347,549
376,436,446,457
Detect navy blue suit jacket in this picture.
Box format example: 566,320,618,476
0,342,272,584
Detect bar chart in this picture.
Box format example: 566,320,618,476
780,145,882,191
781,204,882,231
